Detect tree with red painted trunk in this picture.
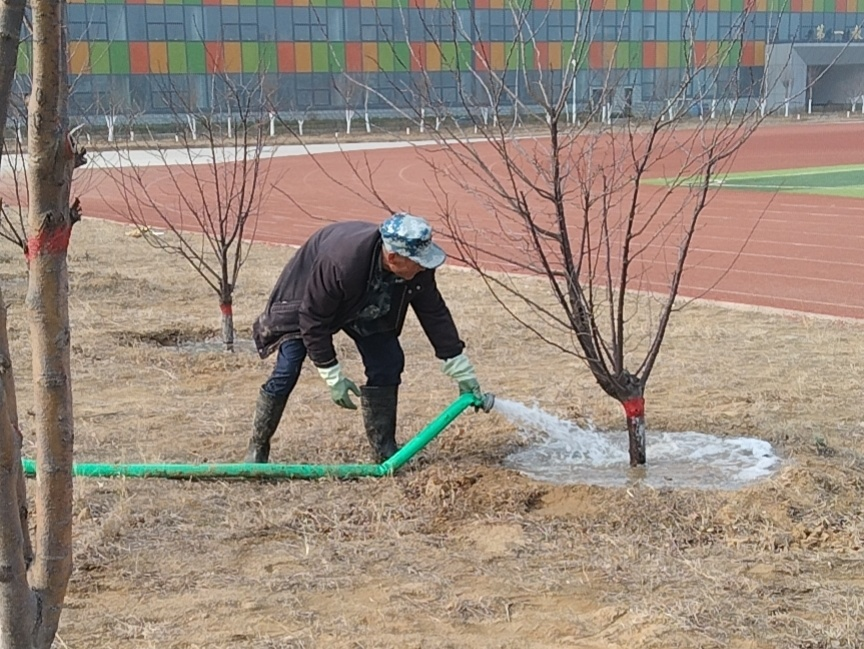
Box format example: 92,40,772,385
0,0,85,641
107,74,278,351
338,4,802,465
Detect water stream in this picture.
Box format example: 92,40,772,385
493,398,782,490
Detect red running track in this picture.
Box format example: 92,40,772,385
73,120,864,320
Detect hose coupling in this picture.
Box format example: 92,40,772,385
477,392,495,413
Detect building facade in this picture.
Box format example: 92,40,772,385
12,0,864,117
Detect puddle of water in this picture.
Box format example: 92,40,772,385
494,398,782,491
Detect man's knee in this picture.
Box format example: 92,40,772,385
364,347,404,386
262,378,294,398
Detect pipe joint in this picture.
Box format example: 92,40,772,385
475,392,495,413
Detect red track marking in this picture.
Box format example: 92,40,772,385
51,121,864,320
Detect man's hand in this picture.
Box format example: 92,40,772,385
317,364,361,410
458,378,483,400
442,354,482,399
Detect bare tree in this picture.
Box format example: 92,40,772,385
278,92,311,137
340,4,797,466
781,70,793,117
0,0,84,640
844,68,864,113
93,78,134,144
108,73,277,351
0,3,29,563
334,72,360,135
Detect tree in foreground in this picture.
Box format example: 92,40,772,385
0,0,83,640
108,73,277,351
345,4,796,465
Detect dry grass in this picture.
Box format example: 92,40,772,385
4,218,864,648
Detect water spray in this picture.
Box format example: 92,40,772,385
492,397,782,491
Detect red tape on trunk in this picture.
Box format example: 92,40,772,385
622,397,645,418
25,226,72,262
219,303,233,316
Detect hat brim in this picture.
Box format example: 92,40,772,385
409,242,447,269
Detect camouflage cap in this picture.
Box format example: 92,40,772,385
379,213,446,269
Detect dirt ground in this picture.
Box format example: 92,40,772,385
3,217,863,648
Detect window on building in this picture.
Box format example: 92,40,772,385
714,68,738,99
256,7,275,41
106,5,126,41
69,5,108,41
655,12,669,40
239,7,259,41
547,11,562,41
489,9,516,42
601,11,628,41
294,7,312,41
91,5,109,39
342,8,359,41
275,8,293,41
642,12,656,41
294,73,331,108
390,9,408,42
326,8,343,42
189,75,209,110
185,6,204,40
473,9,491,41
739,67,764,96
129,76,151,112
786,14,800,41
601,12,616,41
202,7,222,41
221,7,240,41
306,7,326,41
619,13,631,41
69,77,93,116
668,12,681,40
718,14,733,40
146,6,167,41
361,9,378,41
654,69,681,100
165,6,185,41
437,8,456,41
408,8,426,40
67,5,87,41
451,9,469,40
151,75,191,113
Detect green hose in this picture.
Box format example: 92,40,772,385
21,392,495,480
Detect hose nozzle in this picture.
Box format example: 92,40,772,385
477,392,495,413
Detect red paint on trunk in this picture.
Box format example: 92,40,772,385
622,397,644,418
25,226,71,262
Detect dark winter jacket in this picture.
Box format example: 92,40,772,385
252,221,465,367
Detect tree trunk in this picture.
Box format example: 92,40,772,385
0,0,26,161
26,0,77,643
623,397,646,466
220,301,234,352
0,0,38,645
0,289,32,569
0,359,36,649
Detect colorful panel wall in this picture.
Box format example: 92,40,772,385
14,0,864,112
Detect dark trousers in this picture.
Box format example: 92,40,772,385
262,332,405,399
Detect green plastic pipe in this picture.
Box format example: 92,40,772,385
20,392,493,480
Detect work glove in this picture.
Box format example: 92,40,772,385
317,363,361,410
441,353,482,400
